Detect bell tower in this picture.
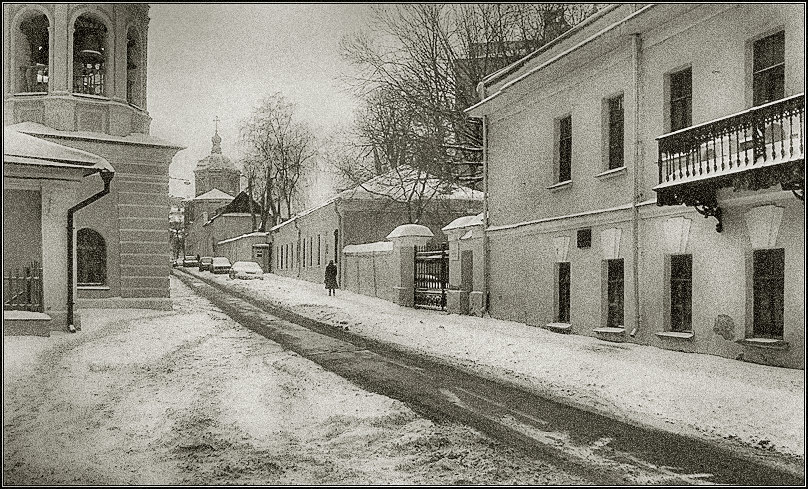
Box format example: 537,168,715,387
3,4,151,136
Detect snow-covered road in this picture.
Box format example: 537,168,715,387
180,267,804,478
3,276,584,485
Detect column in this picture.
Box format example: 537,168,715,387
387,224,433,307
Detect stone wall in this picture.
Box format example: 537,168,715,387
342,242,395,302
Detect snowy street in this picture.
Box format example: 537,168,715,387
178,267,805,482
3,276,584,485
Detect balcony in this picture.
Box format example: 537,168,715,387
654,94,804,231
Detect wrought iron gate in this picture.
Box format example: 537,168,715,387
414,244,448,310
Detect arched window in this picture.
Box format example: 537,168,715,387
77,228,106,286
73,14,107,96
15,12,49,93
126,28,143,106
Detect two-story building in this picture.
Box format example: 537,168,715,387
467,3,804,368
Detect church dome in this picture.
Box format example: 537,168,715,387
196,128,236,171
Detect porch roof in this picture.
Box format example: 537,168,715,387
4,128,114,174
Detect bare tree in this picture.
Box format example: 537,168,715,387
239,93,317,230
340,4,602,187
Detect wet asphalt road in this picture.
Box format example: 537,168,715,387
173,269,804,486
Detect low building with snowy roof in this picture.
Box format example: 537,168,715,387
269,165,483,286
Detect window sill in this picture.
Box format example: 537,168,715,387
78,285,110,290
595,166,627,180
13,92,48,97
594,327,625,334
655,331,694,340
73,93,109,101
594,326,626,343
546,180,572,192
544,322,572,333
737,338,790,350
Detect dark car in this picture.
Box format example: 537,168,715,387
199,256,214,272
182,255,199,267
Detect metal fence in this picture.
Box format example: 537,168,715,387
3,261,44,312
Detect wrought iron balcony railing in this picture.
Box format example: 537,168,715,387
656,94,804,188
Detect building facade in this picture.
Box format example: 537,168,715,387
271,167,483,287
4,3,183,318
468,4,804,368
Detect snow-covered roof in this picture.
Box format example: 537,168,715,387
386,223,434,239
269,197,338,232
338,165,483,202
217,231,269,246
343,241,394,254
6,121,185,150
4,127,114,173
270,166,481,233
193,188,234,201
442,212,484,232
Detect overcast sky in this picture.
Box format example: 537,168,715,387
146,4,374,198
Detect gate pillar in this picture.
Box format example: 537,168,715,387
387,224,433,307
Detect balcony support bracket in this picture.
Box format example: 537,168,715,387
657,185,724,233
693,198,723,233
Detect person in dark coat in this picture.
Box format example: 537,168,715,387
325,260,338,296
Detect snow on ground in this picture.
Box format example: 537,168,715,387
194,269,805,463
3,276,584,485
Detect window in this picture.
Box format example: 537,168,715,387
670,255,692,332
302,237,306,268
606,259,624,328
607,95,624,169
126,28,143,106
317,234,321,266
309,237,314,267
557,262,571,323
73,15,107,96
77,228,106,285
558,115,572,182
576,229,591,249
669,67,692,131
752,249,784,338
16,12,49,93
753,31,785,106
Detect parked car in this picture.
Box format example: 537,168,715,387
182,255,199,267
211,257,232,274
229,261,264,280
199,256,214,272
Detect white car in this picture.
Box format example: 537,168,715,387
211,257,232,274
228,261,264,280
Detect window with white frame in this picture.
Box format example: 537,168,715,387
752,31,785,106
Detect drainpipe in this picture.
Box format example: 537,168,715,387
481,114,490,315
630,33,642,337
67,170,114,332
334,198,344,288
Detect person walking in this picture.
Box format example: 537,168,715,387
325,260,338,296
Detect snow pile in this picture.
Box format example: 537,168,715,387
192,269,805,462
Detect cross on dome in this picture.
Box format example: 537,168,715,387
211,115,222,154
